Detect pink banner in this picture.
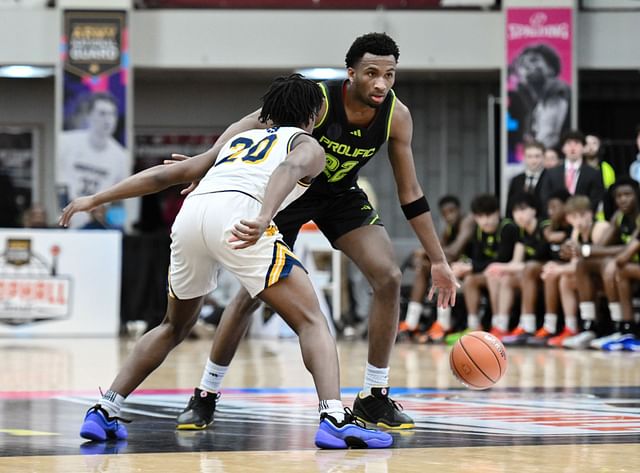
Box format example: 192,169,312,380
506,8,573,164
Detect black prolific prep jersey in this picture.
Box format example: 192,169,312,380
470,219,519,273
311,80,396,195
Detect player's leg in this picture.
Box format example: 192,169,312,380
333,224,413,429
601,260,637,351
462,273,486,332
616,264,640,350
81,294,205,441
258,265,391,448
501,274,533,345
549,273,581,347
401,250,430,336
575,258,603,340
527,262,557,345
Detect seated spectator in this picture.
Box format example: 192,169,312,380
445,194,518,342
544,148,561,169
572,177,640,350
485,193,547,343
611,234,640,351
540,130,605,213
519,189,572,346
506,141,546,218
584,133,616,220
546,195,610,348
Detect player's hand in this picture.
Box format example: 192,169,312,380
229,216,271,249
58,196,98,228
427,261,460,309
164,154,200,196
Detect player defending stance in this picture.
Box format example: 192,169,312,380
174,33,458,431
60,75,392,449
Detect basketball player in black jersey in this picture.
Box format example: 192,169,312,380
173,33,458,430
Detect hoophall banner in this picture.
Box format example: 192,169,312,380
504,7,573,178
57,10,131,229
0,229,121,336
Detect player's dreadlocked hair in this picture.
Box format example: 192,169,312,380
259,74,323,127
345,32,400,68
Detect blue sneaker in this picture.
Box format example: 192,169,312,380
314,408,393,449
80,404,129,441
601,333,636,352
622,336,640,352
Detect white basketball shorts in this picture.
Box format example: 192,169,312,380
168,191,304,299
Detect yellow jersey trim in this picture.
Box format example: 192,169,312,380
314,83,330,129
385,89,397,142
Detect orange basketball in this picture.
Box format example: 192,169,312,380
449,331,507,390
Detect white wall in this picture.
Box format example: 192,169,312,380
0,9,637,69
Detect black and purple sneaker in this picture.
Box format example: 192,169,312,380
314,408,393,449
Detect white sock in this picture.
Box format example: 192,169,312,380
565,315,578,333
363,363,389,394
492,314,509,332
579,302,596,322
437,307,452,331
543,313,558,334
608,302,623,323
467,313,481,330
405,301,423,330
520,313,537,333
200,359,228,393
100,389,125,418
319,399,345,423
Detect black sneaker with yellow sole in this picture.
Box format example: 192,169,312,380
352,387,415,429
176,387,220,430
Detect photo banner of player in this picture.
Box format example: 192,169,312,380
57,10,131,229
506,7,573,166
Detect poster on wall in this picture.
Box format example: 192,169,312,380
57,10,130,229
0,127,37,227
505,7,573,172
0,228,121,336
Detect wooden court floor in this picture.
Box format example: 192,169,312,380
1,335,639,472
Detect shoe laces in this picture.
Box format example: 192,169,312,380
342,407,366,428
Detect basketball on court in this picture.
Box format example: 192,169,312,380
449,331,507,390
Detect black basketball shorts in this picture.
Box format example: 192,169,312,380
273,187,384,249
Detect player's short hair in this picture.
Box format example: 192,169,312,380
88,92,118,112
548,189,571,203
511,192,539,213
561,129,586,146
564,195,592,214
518,43,561,76
470,194,499,215
438,195,460,209
524,141,545,153
610,175,640,199
259,74,323,127
345,33,400,68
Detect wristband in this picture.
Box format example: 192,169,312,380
401,196,430,220
581,244,592,258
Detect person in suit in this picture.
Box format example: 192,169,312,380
506,141,546,218
540,130,604,213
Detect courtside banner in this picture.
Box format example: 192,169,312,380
57,10,131,229
0,229,121,336
505,7,573,172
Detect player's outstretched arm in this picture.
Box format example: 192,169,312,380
387,99,458,307
58,150,220,227
230,135,325,249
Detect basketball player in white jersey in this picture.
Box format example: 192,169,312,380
59,75,392,449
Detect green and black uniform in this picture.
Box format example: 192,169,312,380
274,80,396,247
615,212,640,263
540,220,572,262
519,221,550,262
470,219,519,273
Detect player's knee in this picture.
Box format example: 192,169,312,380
371,265,402,295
